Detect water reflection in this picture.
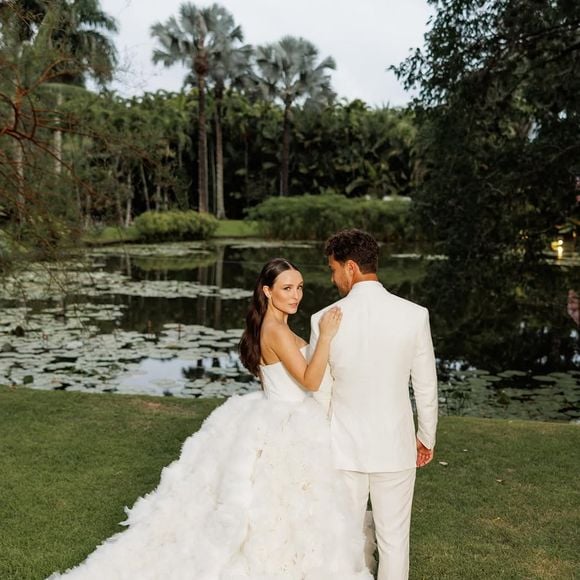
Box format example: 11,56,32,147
419,259,579,421
0,240,578,421
108,243,580,421
423,259,579,374
568,290,579,325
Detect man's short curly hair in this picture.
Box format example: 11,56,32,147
324,229,379,274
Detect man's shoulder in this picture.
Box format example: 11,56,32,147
347,285,427,315
311,297,346,322
386,292,429,316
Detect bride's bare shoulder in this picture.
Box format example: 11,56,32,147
261,320,305,360
261,317,290,338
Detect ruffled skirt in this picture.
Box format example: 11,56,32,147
48,393,372,579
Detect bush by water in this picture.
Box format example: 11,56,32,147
247,195,414,241
133,211,218,242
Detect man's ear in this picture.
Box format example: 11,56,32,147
347,259,359,276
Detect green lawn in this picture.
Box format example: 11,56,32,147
82,225,140,245
0,386,578,580
82,219,260,246
212,219,260,238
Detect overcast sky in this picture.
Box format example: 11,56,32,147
98,0,433,107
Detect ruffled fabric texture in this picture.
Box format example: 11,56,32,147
48,392,372,580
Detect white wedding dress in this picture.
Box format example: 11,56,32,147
48,347,372,580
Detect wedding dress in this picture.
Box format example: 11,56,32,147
48,347,372,579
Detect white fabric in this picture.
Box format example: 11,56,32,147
48,347,372,580
311,281,438,472
341,469,416,580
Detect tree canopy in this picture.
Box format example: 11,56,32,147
394,0,580,261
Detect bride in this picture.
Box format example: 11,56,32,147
48,258,372,579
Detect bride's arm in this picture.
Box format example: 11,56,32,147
267,307,341,391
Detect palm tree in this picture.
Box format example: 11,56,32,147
205,15,252,219
39,0,117,175
0,0,49,224
254,36,336,196
151,3,250,217
0,0,46,41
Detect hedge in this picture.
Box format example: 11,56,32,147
247,194,414,241
133,210,218,242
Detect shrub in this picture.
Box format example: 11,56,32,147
247,195,414,242
133,211,218,242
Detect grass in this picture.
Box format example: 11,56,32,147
213,219,260,238
82,225,139,246
411,418,579,579
0,386,578,580
0,386,221,580
82,219,260,246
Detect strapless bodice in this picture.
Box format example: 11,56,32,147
260,346,309,402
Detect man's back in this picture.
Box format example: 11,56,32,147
311,281,438,472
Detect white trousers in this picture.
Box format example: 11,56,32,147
341,468,416,580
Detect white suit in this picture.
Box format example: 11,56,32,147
310,281,438,580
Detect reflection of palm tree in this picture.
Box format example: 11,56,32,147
196,262,209,326
254,36,336,196
568,290,579,326
213,244,225,328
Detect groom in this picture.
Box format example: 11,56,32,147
310,229,438,580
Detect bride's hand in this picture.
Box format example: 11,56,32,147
319,307,343,341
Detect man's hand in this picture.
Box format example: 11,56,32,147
416,438,434,468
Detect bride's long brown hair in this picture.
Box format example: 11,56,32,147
239,258,300,377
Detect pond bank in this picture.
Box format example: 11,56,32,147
81,219,261,246
1,386,578,580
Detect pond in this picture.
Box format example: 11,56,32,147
0,239,578,422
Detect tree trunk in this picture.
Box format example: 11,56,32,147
75,183,82,224
113,159,123,226
14,140,25,225
280,103,291,196
209,133,215,214
154,184,161,211
84,191,92,229
11,91,25,225
197,77,209,213
139,161,151,212
163,187,169,211
125,171,133,227
215,88,226,219
244,136,249,200
54,90,63,176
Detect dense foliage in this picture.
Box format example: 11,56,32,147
2,0,577,256
133,210,217,242
0,0,419,244
247,194,413,241
394,0,580,261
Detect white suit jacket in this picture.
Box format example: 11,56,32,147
310,281,438,473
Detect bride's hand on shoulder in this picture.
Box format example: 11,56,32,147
319,307,342,341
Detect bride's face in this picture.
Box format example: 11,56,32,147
263,269,304,315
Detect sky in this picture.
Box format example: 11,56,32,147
98,0,433,107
